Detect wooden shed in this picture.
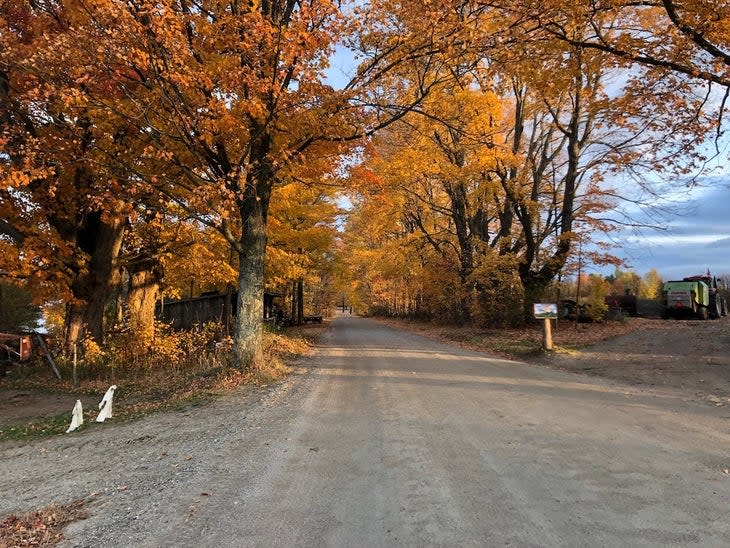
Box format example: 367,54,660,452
156,291,282,330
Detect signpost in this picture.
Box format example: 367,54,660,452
533,303,558,351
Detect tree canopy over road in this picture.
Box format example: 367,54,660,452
2,0,728,367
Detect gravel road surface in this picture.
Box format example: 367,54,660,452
2,316,729,547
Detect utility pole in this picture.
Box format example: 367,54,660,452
575,237,582,330
297,247,304,325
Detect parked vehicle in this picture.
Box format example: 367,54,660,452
682,274,728,319
661,279,711,319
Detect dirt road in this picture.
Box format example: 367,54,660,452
2,316,729,546
541,318,730,406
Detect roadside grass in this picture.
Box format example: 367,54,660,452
0,324,325,443
376,317,650,359
0,500,88,548
0,413,74,441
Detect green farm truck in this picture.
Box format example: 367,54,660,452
661,274,728,320
683,274,728,318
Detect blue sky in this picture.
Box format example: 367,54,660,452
325,45,358,89
602,179,730,280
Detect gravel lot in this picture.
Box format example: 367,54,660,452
540,317,730,407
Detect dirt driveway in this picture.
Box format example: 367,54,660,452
538,317,730,407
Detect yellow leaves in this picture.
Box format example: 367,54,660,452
81,336,107,367
1,162,55,190
160,224,238,298
120,46,150,69
60,88,89,109
3,169,31,188
141,146,175,162
265,181,341,287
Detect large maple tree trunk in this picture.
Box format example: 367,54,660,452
516,66,584,322
127,258,164,340
233,141,274,367
64,214,125,352
234,200,268,367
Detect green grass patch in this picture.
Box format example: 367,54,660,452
0,413,71,441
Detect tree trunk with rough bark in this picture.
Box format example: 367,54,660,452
234,206,267,367
63,214,125,352
233,138,274,367
126,258,164,340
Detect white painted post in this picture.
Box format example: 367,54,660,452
543,318,553,351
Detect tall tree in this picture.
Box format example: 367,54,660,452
641,268,663,300
8,0,472,366
357,81,507,321
1,0,133,350
484,8,717,310
343,7,713,322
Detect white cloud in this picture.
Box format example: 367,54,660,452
600,180,730,278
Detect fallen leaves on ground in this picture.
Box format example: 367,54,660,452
376,317,658,358
0,500,87,548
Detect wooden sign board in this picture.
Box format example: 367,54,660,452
533,303,558,319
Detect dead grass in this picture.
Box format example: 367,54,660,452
0,500,88,548
375,317,659,360
0,325,328,544
0,324,326,442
